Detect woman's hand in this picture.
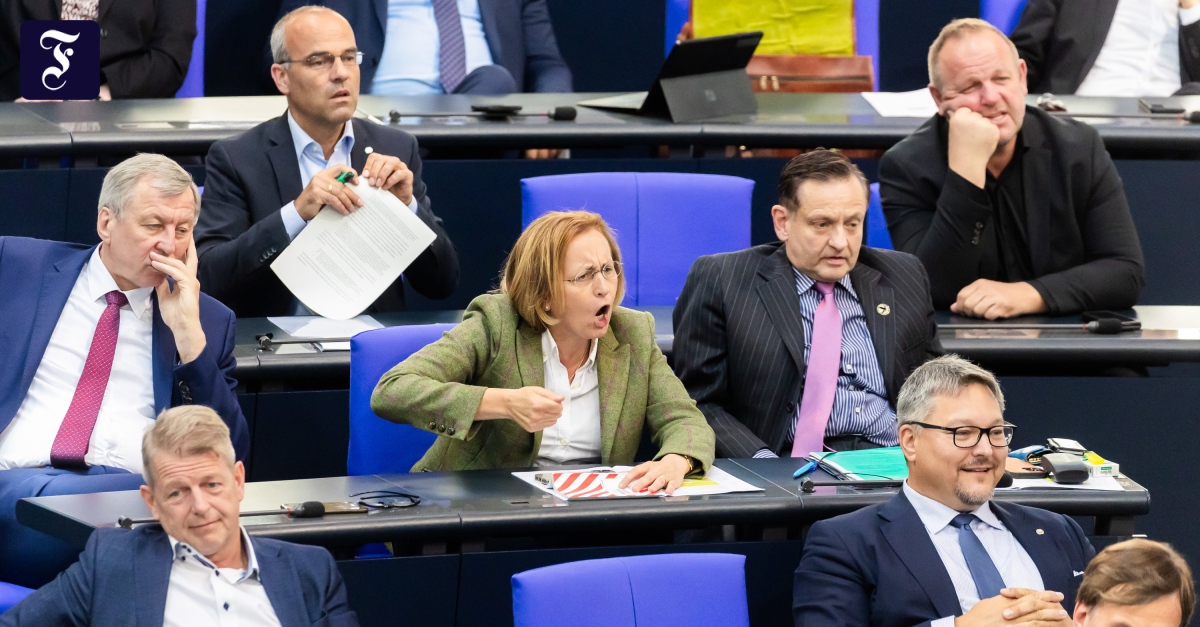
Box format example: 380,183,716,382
618,454,691,495
503,387,564,432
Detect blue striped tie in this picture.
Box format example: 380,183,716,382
432,0,467,93
949,514,1007,600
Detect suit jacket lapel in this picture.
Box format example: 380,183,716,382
96,0,113,22
990,502,1072,596
755,246,808,377
878,493,963,618
267,114,305,211
150,292,175,413
850,261,896,400
257,539,311,627
25,247,92,390
477,0,503,63
596,328,629,462
516,323,546,451
1077,0,1120,90
1020,115,1054,276
134,529,173,627
372,0,388,39
349,119,369,172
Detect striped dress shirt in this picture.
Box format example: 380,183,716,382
903,482,1045,625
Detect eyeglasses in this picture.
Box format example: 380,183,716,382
280,51,364,71
909,422,1016,448
565,261,621,287
349,489,421,509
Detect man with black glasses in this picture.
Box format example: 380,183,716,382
196,5,459,317
793,355,1095,627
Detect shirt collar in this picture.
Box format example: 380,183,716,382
86,246,154,320
792,266,857,300
902,481,1004,534
168,526,261,583
286,110,355,162
541,330,599,370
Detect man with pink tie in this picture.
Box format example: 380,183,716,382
673,149,942,459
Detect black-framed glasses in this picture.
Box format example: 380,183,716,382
565,261,621,287
349,489,421,509
280,51,364,71
909,422,1016,448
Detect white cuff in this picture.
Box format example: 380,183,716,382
407,196,419,215
752,448,779,459
280,201,307,240
1181,4,1200,26
931,617,957,627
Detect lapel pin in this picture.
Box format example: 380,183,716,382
364,146,374,155
876,304,891,316
1036,529,1044,535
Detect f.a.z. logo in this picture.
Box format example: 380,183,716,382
20,21,99,100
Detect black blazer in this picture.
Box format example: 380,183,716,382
270,0,572,94
1011,0,1200,94
793,491,1096,627
880,106,1144,314
672,243,942,459
196,114,460,317
0,0,195,100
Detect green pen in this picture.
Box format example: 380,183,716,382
336,170,355,184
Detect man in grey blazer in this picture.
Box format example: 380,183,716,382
673,150,942,459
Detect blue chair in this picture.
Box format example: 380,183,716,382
856,0,880,91
0,581,33,614
866,182,893,250
512,553,749,627
175,0,206,97
981,0,1030,35
521,172,753,306
347,324,455,476
664,0,690,56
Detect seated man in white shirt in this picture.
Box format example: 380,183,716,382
1,405,359,627
1012,0,1200,96
1073,538,1194,627
793,355,1096,627
0,154,248,588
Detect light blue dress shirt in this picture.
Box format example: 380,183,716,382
372,0,494,95
902,482,1045,625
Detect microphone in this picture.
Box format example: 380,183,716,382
996,471,1014,488
386,106,577,123
800,471,1014,493
941,318,1134,334
1084,318,1124,334
284,501,326,518
117,500,329,528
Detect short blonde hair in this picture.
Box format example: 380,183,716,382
142,406,236,488
99,153,200,223
1078,539,1195,626
927,18,1021,90
500,211,625,333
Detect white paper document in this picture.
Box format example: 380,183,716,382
862,89,939,118
1000,475,1125,492
267,315,382,339
513,465,763,500
271,182,436,320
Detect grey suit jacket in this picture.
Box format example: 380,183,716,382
672,244,942,459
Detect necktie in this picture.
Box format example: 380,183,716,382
949,513,1007,600
50,290,127,468
791,282,841,457
432,0,468,93
60,0,99,21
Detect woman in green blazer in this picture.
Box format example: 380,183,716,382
371,211,715,494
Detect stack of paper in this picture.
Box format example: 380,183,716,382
513,466,763,500
862,89,939,118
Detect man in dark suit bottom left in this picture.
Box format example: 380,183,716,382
2,405,359,626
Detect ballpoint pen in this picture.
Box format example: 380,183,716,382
793,460,818,479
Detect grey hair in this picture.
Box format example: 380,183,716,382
927,18,1021,91
270,5,341,64
98,153,199,222
142,406,236,488
897,355,1005,426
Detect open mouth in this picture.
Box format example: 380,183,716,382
594,304,611,327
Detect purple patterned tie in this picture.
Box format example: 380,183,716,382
50,290,127,468
791,282,842,458
432,0,468,93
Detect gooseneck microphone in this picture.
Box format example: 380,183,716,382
800,472,1014,493
940,319,1130,335
117,501,328,529
386,106,577,123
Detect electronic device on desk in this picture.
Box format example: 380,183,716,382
1040,453,1090,484
1080,311,1141,332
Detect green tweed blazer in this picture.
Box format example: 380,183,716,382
370,293,715,473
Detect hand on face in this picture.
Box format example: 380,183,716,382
618,454,691,495
955,589,1069,627
150,237,207,363
295,164,363,220
505,386,564,432
947,107,1001,188
361,152,415,206
951,279,1047,319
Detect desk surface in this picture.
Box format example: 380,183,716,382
17,459,1149,551
231,305,1200,384
6,93,1198,158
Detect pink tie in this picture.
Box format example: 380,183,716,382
50,290,127,468
791,282,842,458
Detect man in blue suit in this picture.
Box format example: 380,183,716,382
272,0,572,95
1,405,359,626
0,154,248,588
793,355,1095,627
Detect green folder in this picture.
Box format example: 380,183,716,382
812,447,909,480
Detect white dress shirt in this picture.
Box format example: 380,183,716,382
164,527,282,627
1076,0,1200,97
902,482,1045,626
536,331,602,466
0,247,156,472
371,0,495,95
